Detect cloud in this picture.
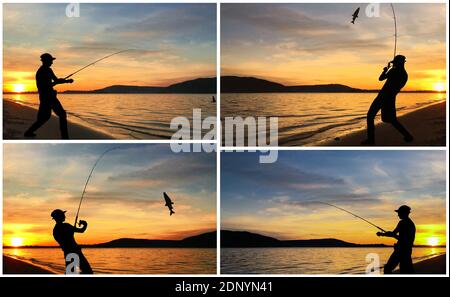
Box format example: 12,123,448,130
105,5,215,39
222,4,345,35
224,159,343,193
108,154,216,188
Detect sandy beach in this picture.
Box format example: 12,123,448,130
3,100,113,139
3,255,55,274
320,101,446,146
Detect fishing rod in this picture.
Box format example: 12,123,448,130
318,202,386,232
64,50,132,80
74,146,119,226
390,3,397,60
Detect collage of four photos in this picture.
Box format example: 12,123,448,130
1,2,447,276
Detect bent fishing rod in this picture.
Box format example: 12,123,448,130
390,3,397,60
64,50,132,80
318,202,386,232
74,147,119,226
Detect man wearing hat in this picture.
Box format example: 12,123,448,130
24,53,74,139
51,209,93,274
377,205,416,274
362,55,414,145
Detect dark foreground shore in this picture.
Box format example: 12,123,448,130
320,101,446,146
3,255,56,274
3,100,113,139
407,254,446,274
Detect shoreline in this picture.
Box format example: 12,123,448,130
318,101,446,146
3,99,114,139
3,255,57,274
399,254,446,274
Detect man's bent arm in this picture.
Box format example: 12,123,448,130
50,69,73,85
379,68,390,81
74,221,88,233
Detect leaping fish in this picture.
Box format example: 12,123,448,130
351,7,360,24
163,192,175,216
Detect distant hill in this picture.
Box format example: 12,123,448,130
221,76,286,93
167,78,217,94
221,231,280,247
221,76,366,93
89,85,165,94
92,231,216,248
286,84,363,93
221,230,387,248
63,77,216,94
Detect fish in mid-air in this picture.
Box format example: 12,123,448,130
351,7,360,24
163,192,175,216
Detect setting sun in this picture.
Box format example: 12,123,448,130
427,237,440,246
432,82,446,92
11,237,24,247
12,83,26,93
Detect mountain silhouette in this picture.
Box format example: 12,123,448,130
167,78,216,93
221,230,387,248
221,76,285,93
62,77,216,94
93,231,216,248
221,230,280,247
221,76,365,93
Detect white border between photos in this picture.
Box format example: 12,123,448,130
0,0,448,278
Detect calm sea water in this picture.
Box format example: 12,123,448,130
6,93,216,139
221,247,445,274
221,93,445,145
4,248,216,274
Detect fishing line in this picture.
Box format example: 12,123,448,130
317,202,386,232
74,146,120,226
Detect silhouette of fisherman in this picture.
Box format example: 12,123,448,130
362,55,413,145
51,209,93,274
24,53,74,139
377,205,416,274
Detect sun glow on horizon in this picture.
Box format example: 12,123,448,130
432,82,446,92
12,83,26,93
427,236,440,247
10,237,25,247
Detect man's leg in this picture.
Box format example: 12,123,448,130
399,249,414,274
78,251,93,274
390,119,413,142
383,249,400,274
24,103,52,136
363,96,382,144
50,98,69,139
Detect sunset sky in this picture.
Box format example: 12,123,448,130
222,151,446,246
221,3,446,91
3,3,216,92
3,144,216,247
